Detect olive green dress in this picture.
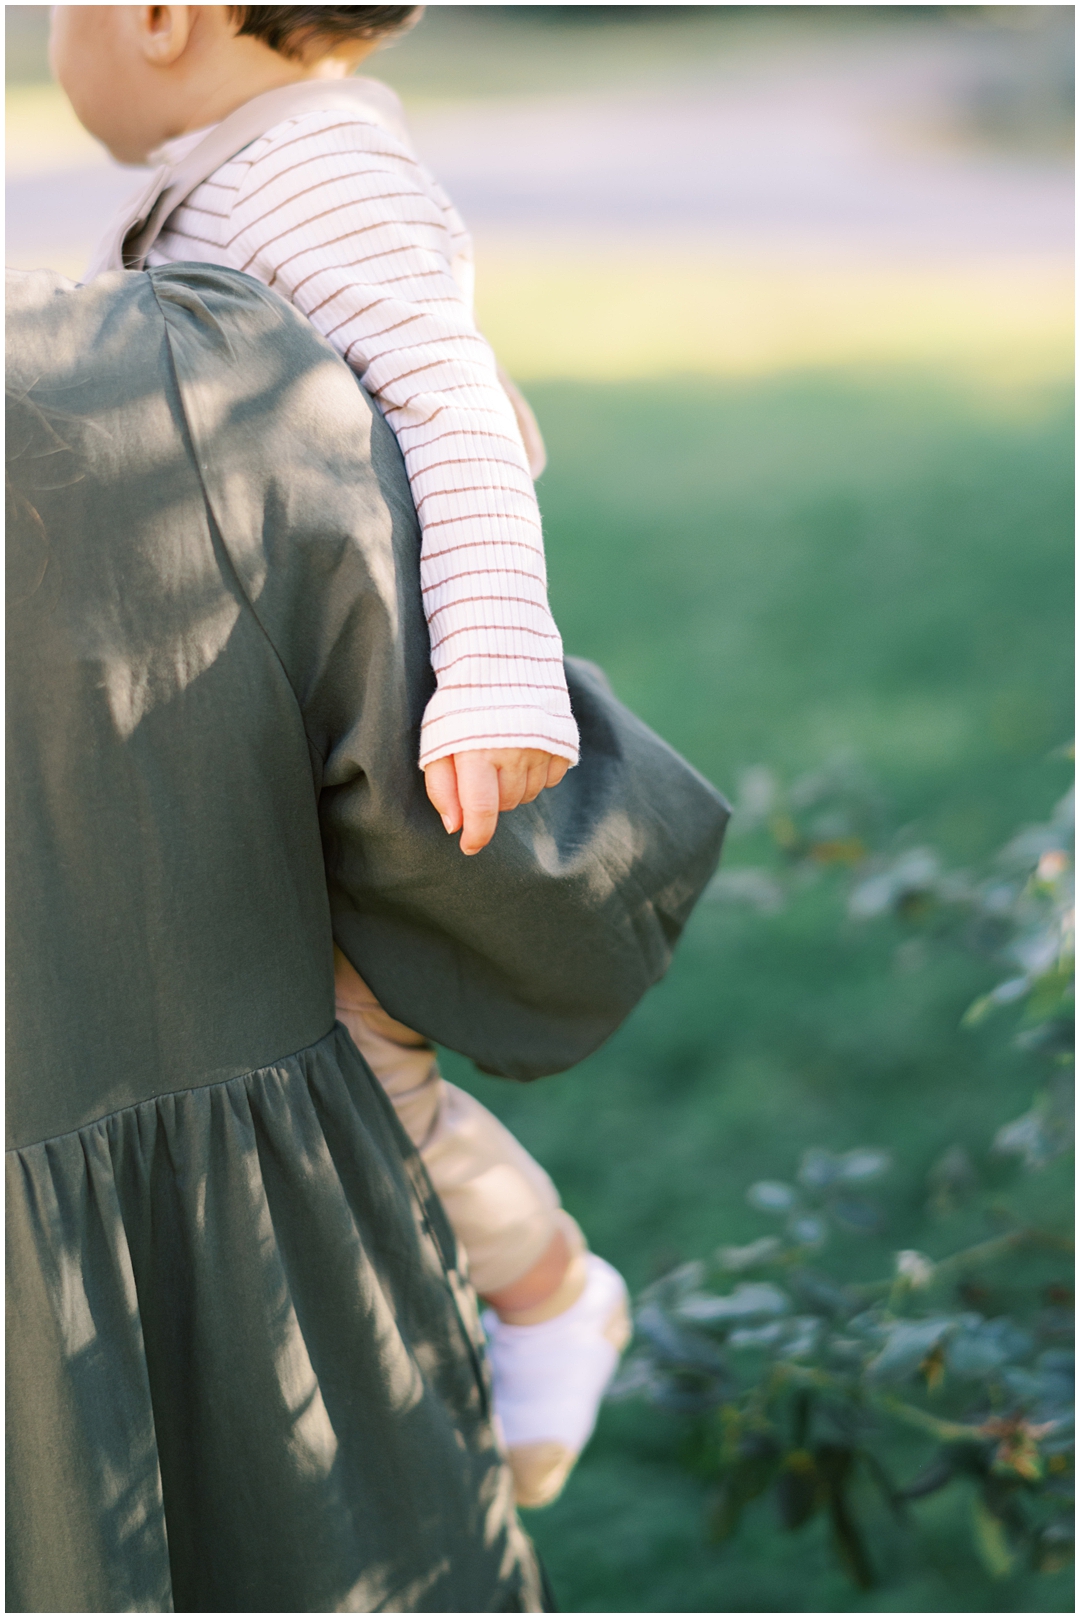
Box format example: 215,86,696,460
6,265,729,1613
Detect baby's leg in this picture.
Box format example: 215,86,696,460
418,1078,588,1312
333,948,629,1506
334,947,575,1300
333,945,444,1149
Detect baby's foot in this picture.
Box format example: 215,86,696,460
483,1253,631,1508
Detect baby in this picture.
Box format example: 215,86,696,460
53,4,629,1509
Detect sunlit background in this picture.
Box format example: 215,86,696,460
6,6,1073,1612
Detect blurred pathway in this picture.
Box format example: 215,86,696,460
8,22,1070,381
408,31,1072,259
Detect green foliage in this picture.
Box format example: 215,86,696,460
614,766,1074,1590
444,371,1072,1611
717,748,1075,1181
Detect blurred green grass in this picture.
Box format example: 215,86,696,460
439,368,1073,1612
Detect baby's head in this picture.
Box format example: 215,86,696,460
51,5,420,164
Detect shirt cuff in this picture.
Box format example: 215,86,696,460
418,699,580,770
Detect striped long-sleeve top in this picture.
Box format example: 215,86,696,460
148,95,579,771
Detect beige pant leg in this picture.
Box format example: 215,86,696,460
334,948,579,1298
334,947,444,1145
420,1082,587,1298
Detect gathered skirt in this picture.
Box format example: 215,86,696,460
6,1025,544,1613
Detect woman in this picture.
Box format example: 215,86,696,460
6,263,727,1612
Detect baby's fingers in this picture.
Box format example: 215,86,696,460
546,755,569,789
524,750,573,802
455,754,501,855
424,756,462,834
520,756,551,805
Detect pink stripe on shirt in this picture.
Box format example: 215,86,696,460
148,103,579,770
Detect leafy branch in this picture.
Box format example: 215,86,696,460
615,758,1074,1588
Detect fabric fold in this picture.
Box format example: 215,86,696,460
7,1028,542,1614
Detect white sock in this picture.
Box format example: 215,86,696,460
483,1253,629,1454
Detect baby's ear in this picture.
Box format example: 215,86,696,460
138,5,195,67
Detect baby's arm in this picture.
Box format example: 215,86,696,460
223,112,578,848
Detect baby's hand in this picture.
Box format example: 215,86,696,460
424,748,568,855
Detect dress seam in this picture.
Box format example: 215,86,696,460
6,1022,339,1156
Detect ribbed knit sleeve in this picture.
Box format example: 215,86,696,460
150,109,579,770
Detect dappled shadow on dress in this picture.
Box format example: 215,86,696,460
7,267,367,742
7,1028,541,1612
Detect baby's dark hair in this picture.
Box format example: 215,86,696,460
228,7,421,61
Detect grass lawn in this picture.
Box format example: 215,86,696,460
438,366,1073,1611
